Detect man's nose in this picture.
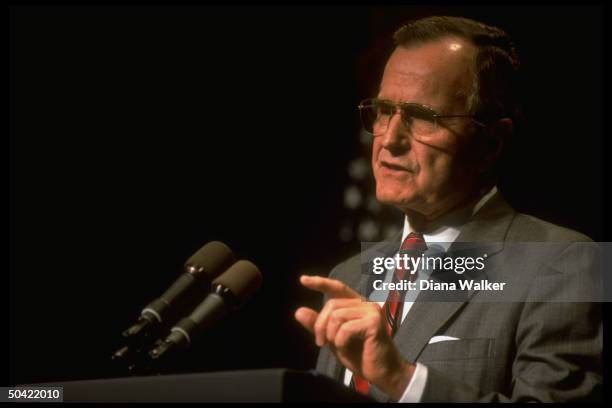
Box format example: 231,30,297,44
380,112,411,151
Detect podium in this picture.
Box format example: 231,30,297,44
37,369,374,402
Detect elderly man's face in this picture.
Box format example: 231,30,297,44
373,37,482,219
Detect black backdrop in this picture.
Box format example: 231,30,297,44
9,4,604,385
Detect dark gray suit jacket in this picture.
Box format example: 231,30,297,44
315,192,602,402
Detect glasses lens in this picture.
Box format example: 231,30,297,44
359,99,394,135
401,104,437,134
359,99,439,135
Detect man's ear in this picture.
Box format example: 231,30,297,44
477,118,512,173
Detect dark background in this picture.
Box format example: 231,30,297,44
9,4,605,385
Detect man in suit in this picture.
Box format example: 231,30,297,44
294,16,602,402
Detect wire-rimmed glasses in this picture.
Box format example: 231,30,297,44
358,98,485,136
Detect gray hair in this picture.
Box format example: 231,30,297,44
393,16,521,124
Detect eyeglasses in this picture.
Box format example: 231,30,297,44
358,98,485,136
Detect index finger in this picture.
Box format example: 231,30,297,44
300,275,361,299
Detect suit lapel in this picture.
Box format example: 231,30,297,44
394,191,516,363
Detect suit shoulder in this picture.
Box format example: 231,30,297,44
327,239,396,281
328,252,361,280
507,212,593,242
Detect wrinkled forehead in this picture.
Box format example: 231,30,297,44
378,37,477,110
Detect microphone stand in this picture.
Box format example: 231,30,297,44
111,344,162,376
111,320,169,376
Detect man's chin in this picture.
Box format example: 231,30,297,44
375,187,418,209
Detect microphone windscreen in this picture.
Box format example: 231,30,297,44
213,260,262,303
185,241,236,279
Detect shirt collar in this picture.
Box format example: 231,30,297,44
401,186,498,251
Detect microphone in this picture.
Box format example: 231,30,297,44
149,260,262,360
113,241,235,361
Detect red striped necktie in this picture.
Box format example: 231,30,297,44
351,232,427,396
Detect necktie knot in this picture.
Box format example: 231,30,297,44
400,231,427,253
395,232,427,281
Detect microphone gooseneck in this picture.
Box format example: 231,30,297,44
149,260,262,360
112,241,236,369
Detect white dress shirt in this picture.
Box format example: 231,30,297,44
342,186,498,402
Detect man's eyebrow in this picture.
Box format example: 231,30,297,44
375,96,445,113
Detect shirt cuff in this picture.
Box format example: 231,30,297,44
398,362,428,403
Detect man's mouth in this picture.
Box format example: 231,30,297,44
380,160,412,173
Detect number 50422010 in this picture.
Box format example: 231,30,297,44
3,387,62,402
